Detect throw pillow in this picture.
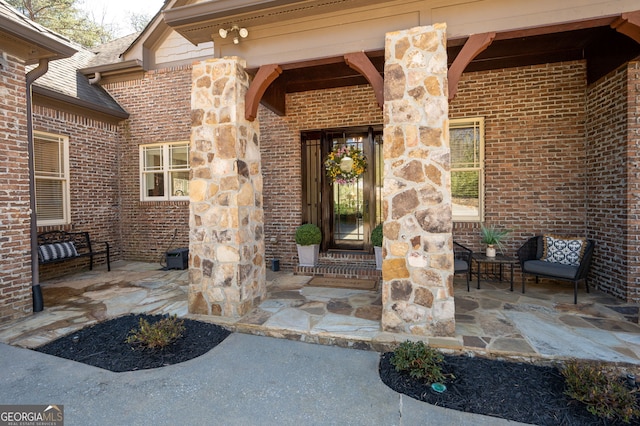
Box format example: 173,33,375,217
541,235,585,267
38,242,78,262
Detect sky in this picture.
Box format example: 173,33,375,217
78,0,165,38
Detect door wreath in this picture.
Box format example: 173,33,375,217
324,145,367,185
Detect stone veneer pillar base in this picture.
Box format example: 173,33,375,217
381,24,455,336
188,57,266,318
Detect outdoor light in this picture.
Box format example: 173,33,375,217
218,25,249,43
340,156,354,172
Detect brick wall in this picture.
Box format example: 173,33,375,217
99,58,638,303
258,85,383,270
33,106,121,280
103,66,192,262
585,62,636,301
627,62,640,302
0,55,32,322
450,61,588,256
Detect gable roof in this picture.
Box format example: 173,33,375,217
89,32,140,67
0,0,76,63
29,47,129,119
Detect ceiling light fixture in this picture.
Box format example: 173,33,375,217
218,25,249,43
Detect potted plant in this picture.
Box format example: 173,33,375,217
371,223,383,270
295,223,322,266
480,225,511,257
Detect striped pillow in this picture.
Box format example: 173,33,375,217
38,242,78,262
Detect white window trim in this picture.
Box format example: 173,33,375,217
450,117,485,222
34,131,70,226
140,141,190,202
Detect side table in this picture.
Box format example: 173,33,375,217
472,253,519,291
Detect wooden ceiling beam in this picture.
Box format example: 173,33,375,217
448,32,496,100
245,63,282,121
611,11,640,44
344,52,384,108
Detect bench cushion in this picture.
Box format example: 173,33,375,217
541,235,585,267
454,259,468,273
38,242,78,262
523,259,578,279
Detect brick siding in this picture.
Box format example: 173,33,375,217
0,55,32,322
450,61,588,255
103,66,192,263
586,61,640,301
259,85,383,270
33,105,121,280
627,62,640,302
103,59,637,301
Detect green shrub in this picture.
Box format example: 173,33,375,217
562,361,640,424
295,223,322,246
390,340,448,384
371,223,383,247
126,315,185,350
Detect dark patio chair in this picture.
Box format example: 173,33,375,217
454,241,473,291
517,235,595,304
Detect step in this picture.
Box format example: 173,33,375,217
294,251,381,280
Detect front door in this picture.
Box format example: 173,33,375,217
301,126,383,252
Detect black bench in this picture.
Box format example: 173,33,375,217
37,230,111,271
517,235,594,304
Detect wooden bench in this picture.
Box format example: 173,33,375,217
37,230,111,271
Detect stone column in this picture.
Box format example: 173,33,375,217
188,57,266,318
381,24,455,336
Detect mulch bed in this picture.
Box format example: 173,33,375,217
379,352,630,426
35,314,231,373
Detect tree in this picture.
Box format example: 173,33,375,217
129,12,151,33
8,0,112,47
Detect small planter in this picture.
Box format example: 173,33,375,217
295,224,322,266
297,244,319,267
486,245,496,257
374,246,383,270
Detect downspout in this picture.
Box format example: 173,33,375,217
26,58,49,312
88,71,101,85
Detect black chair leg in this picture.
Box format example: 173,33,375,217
574,281,578,304
585,278,589,293
522,274,526,294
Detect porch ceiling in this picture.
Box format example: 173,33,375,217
247,24,640,96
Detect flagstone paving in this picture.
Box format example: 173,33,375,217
1,261,640,372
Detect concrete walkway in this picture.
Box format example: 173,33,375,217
0,333,527,426
2,261,640,424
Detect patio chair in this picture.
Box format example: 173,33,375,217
517,235,595,304
454,241,473,291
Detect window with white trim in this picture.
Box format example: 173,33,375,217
34,132,70,226
450,117,484,222
140,142,189,201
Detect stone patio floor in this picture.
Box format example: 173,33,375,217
2,260,640,371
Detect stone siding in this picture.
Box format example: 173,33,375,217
381,25,454,336
188,58,266,317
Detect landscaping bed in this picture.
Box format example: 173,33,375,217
35,314,231,372
379,351,636,425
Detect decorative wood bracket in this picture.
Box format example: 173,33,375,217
448,32,496,100
611,11,640,44
344,52,384,109
245,63,283,121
